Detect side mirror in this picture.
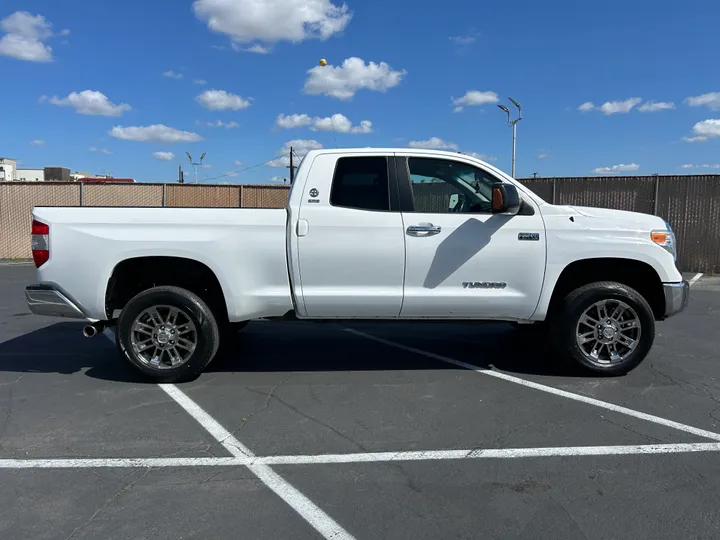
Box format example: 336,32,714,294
491,182,521,214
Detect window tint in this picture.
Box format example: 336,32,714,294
330,156,390,211
407,157,498,214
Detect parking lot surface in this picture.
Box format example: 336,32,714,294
1,263,720,539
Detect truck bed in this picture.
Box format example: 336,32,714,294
32,206,294,321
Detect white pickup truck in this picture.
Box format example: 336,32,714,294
26,148,689,381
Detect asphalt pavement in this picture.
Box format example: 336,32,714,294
1,263,719,540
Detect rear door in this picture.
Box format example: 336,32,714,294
295,153,406,318
396,154,547,320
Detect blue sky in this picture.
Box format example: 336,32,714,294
1,0,719,184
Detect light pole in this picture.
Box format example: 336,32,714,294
498,98,522,178
185,151,206,184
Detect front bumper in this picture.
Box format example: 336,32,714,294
26,284,87,319
663,280,690,319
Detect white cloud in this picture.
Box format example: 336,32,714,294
234,160,243,167
303,57,406,100
193,0,351,45
89,147,113,154
450,34,476,46
0,11,54,62
29,139,44,146
194,79,208,85
578,102,595,112
235,43,270,54
226,171,239,177
203,164,213,169
462,151,497,162
48,90,131,116
153,152,176,161
599,98,642,115
200,119,240,128
538,153,549,159
60,29,70,36
408,137,459,150
682,136,707,143
685,92,720,111
109,125,203,143
196,89,251,110
452,90,498,112
163,70,183,79
267,139,323,168
638,101,675,112
592,163,640,174
270,176,287,183
689,119,720,140
681,163,720,169
276,113,372,133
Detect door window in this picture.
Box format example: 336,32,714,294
406,157,499,213
329,156,391,212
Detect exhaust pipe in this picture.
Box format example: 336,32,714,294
83,321,106,338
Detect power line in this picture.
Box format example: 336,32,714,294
199,156,281,183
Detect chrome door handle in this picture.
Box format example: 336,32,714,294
407,224,442,236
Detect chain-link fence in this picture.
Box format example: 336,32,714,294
2,176,719,273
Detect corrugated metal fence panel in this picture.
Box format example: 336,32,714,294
517,179,554,203
83,183,163,207
554,176,656,214
240,186,290,208
166,185,240,207
657,176,720,274
0,182,80,259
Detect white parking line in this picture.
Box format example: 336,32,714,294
103,332,355,540
345,329,720,443
3,442,720,469
689,272,703,286
158,384,356,540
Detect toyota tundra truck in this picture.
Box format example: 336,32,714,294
25,148,689,381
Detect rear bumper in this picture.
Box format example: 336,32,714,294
26,284,87,319
663,281,689,319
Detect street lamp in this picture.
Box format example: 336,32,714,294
498,98,522,178
185,151,206,184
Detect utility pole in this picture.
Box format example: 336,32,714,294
178,165,185,184
287,146,295,184
185,152,206,184
497,98,522,178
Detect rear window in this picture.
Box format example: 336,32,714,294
329,156,390,212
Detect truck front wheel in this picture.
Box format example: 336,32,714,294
552,281,655,376
116,286,220,383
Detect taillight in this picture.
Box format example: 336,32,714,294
31,219,49,268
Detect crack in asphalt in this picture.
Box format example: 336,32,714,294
62,468,152,540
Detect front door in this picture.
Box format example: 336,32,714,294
396,154,546,320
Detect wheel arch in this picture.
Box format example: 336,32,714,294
105,256,231,324
541,257,666,320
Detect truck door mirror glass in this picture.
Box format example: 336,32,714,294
491,183,521,215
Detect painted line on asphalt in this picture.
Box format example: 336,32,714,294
159,384,356,540
104,330,355,540
3,442,720,469
689,273,703,286
345,328,720,443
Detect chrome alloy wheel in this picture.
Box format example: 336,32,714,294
575,299,641,365
130,305,198,369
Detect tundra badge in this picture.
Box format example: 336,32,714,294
518,232,540,241
462,281,507,289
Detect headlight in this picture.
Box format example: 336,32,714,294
651,228,677,261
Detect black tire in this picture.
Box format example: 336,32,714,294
551,281,655,376
116,286,220,383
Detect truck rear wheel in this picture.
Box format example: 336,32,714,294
552,281,655,376
116,286,220,383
